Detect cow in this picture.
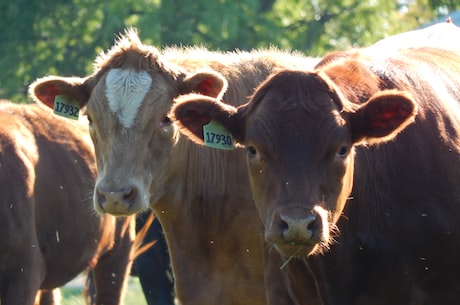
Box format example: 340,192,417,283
171,42,460,303
28,29,320,305
369,17,460,51
86,210,174,305
86,210,167,305
132,210,174,305
0,100,136,305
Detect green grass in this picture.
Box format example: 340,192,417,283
61,276,148,305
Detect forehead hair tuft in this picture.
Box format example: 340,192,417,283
93,28,160,72
248,70,347,116
91,27,182,84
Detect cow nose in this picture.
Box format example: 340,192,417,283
279,212,319,242
95,184,138,214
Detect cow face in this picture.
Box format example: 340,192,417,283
173,70,417,258
29,58,226,216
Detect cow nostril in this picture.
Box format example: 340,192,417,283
307,217,318,232
96,188,106,206
280,217,289,231
123,187,136,202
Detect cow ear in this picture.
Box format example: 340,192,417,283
172,94,242,145
350,90,417,145
29,76,89,109
180,70,228,100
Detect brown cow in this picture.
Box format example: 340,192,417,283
172,43,460,303
28,30,320,305
0,101,135,305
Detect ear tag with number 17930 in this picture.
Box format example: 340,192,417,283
203,120,234,150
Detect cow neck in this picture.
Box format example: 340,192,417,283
152,135,266,305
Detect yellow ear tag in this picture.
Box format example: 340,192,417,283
53,95,80,120
203,120,234,150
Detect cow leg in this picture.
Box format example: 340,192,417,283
133,214,174,305
84,270,97,305
2,256,45,305
2,274,41,305
93,217,135,305
1,200,45,305
35,289,61,305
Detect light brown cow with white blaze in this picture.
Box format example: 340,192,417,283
0,101,136,305
93,67,158,215
29,29,320,305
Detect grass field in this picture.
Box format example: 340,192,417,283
61,276,148,305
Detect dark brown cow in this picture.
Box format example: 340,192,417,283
172,44,460,304
0,101,135,305
28,30,320,305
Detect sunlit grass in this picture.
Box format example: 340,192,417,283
61,276,147,305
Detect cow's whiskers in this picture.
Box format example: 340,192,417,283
268,243,276,254
280,246,306,270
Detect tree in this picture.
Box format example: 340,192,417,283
0,0,138,102
427,0,460,12
0,0,452,103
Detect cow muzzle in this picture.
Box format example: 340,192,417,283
266,205,330,258
94,179,145,216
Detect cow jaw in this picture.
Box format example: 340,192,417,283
91,123,177,215
91,133,153,215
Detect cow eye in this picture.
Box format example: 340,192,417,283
86,115,94,128
247,146,257,158
337,146,348,157
161,115,171,126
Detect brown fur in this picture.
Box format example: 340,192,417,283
172,40,460,305
0,101,136,305
29,29,320,305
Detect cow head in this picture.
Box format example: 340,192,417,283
29,30,227,216
172,69,417,258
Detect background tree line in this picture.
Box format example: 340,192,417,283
1,0,458,103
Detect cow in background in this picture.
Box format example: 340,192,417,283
172,29,460,305
132,210,174,305
369,17,460,50
0,101,135,305
86,210,168,305
29,29,320,305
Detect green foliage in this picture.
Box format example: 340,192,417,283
428,0,460,12
0,0,453,103
263,0,404,54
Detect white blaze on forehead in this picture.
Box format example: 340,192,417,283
105,68,152,128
